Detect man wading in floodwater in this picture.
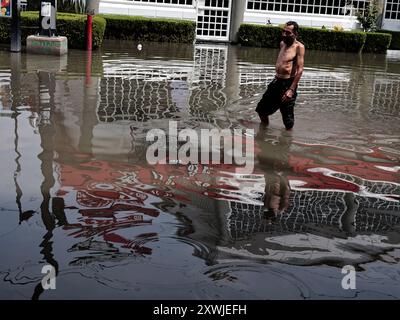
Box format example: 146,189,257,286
256,21,305,130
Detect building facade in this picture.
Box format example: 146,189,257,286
99,0,400,42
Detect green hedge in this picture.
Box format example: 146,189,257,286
238,24,389,53
238,24,282,48
100,14,196,43
300,27,366,53
0,11,106,50
380,30,400,50
363,32,392,53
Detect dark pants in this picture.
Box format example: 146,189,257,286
256,77,297,129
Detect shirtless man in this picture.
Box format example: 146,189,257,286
256,21,305,130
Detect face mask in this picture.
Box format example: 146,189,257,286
282,35,295,46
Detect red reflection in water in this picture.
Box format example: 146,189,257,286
55,134,399,255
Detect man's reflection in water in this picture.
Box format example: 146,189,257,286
256,125,292,224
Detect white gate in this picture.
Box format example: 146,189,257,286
196,0,232,41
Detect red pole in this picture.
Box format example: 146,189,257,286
85,50,92,87
86,14,93,51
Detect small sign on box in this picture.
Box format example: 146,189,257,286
86,0,100,15
41,2,52,17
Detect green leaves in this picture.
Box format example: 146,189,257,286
380,30,400,50
0,11,106,50
100,14,196,43
238,25,281,48
238,24,391,54
363,32,392,53
356,0,380,32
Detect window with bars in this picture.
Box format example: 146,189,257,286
97,46,227,124
197,9,229,37
132,0,194,5
246,0,369,16
385,0,400,20
204,0,230,8
372,77,400,117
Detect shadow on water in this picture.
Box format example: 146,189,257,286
0,41,399,299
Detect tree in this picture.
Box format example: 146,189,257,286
58,0,87,14
356,0,380,32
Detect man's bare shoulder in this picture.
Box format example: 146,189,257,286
296,41,305,51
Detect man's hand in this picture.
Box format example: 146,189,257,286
282,88,294,102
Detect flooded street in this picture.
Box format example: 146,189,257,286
0,41,399,299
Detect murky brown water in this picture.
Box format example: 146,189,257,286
0,41,399,299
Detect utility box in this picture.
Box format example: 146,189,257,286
39,0,57,36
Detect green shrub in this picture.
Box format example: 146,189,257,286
56,13,106,49
356,0,380,32
0,11,106,50
238,24,282,48
363,32,391,53
100,14,196,43
380,30,400,50
299,27,366,52
239,24,367,53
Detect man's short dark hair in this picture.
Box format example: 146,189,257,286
286,21,299,34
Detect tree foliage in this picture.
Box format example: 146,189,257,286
356,0,380,32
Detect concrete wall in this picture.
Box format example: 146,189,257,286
382,20,400,31
381,0,400,31
99,0,196,20
98,0,400,35
242,11,360,30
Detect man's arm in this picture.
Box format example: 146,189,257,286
290,44,305,91
281,43,305,102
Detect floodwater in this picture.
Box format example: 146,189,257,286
0,41,399,299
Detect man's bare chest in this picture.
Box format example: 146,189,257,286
277,48,297,64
